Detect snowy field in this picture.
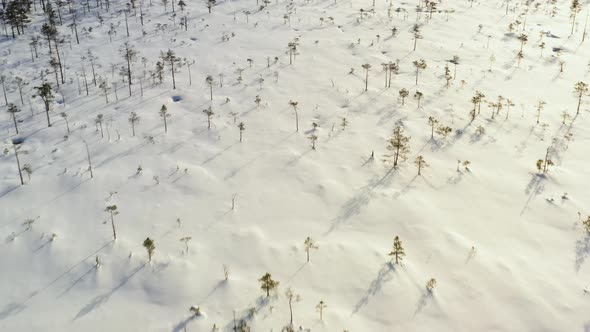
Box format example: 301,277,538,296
1,0,590,331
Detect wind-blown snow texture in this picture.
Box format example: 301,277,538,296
1,0,590,331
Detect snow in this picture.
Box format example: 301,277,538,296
1,0,590,331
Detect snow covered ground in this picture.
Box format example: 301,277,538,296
1,0,590,331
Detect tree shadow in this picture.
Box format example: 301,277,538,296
326,167,396,234
414,290,433,316
73,262,146,320
520,173,546,216
575,234,590,272
352,262,395,315
392,175,418,199
171,315,197,332
57,265,97,299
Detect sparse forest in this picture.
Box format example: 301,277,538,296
0,0,589,331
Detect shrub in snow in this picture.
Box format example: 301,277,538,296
426,278,437,293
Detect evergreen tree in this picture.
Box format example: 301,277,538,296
385,126,411,168
7,103,21,134
388,236,405,264
159,104,170,133
162,49,180,89
34,82,54,127
143,237,155,261
259,273,279,297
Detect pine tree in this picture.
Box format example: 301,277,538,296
163,49,180,89
413,59,427,85
289,100,299,132
259,273,279,297
385,126,411,168
582,215,590,234
129,112,140,136
574,81,588,115
238,122,245,142
7,103,21,134
570,0,582,35
316,300,326,321
143,237,155,261
415,155,428,175
95,114,104,138
159,105,170,133
121,42,138,96
303,236,318,262
105,205,118,240
399,88,409,105
388,236,405,264
427,116,438,139
361,63,371,91
34,82,54,127
203,107,214,129
206,75,215,100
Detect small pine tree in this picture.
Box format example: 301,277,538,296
259,273,279,297
303,237,318,262
414,91,424,108
536,147,554,173
159,104,170,133
105,205,119,240
129,112,140,136
203,107,214,129
361,63,371,91
427,116,438,139
316,300,327,321
388,236,405,264
7,103,21,134
143,237,155,261
574,81,588,115
399,88,409,105
238,122,245,142
413,59,427,85
385,126,411,168
308,134,318,150
415,155,428,175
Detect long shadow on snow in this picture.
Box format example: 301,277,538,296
575,234,590,272
73,262,146,320
352,262,395,315
326,167,397,234
0,241,113,320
